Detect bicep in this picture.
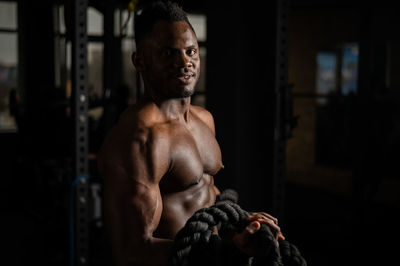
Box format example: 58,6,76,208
103,173,163,265
102,136,169,256
126,182,163,242
105,159,165,239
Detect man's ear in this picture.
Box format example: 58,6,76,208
132,52,145,72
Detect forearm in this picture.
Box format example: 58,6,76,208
127,237,173,266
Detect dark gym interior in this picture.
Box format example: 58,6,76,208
1,0,399,265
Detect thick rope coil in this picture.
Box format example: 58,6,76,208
168,189,306,266
278,240,307,266
216,190,306,266
216,189,240,204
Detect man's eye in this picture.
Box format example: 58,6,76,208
187,49,197,56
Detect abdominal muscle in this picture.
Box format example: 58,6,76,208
153,173,217,239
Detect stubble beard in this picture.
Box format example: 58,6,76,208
180,86,195,98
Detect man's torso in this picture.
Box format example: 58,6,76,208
99,102,223,239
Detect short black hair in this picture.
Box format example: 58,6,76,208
134,0,195,46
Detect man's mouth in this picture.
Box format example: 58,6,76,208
174,73,195,83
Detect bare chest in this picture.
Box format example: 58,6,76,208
159,119,223,192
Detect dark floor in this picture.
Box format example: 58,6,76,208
284,183,400,266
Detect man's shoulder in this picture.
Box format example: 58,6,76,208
98,103,168,168
98,105,169,178
190,105,214,122
116,102,169,142
190,105,215,134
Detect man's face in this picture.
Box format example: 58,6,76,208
138,20,200,99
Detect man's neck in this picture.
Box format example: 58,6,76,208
143,93,191,123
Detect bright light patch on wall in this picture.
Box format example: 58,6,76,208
0,2,18,132
341,43,359,95
187,14,206,42
316,52,337,95
0,2,17,29
88,7,103,35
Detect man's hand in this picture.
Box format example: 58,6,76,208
232,212,285,256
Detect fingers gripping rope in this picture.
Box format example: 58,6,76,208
168,189,307,266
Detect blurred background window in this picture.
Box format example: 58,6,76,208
341,43,359,96
0,1,18,132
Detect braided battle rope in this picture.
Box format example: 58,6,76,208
168,189,307,266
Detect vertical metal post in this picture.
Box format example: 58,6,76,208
273,0,290,220
71,0,89,265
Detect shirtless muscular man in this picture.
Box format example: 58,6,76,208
97,2,283,266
